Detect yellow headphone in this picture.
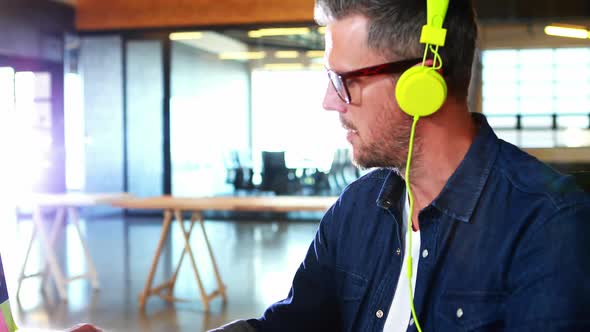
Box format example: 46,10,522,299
396,0,449,117
396,1,449,332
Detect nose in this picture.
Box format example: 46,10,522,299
322,82,347,113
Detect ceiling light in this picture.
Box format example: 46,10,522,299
308,63,326,70
274,51,300,59
544,25,589,39
219,51,266,60
263,63,305,70
169,32,203,40
306,50,325,58
248,28,311,38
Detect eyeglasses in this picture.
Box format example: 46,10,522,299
326,58,422,104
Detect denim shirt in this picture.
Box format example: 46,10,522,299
248,114,590,332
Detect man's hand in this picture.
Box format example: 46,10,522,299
67,324,102,332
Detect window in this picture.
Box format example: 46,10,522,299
169,28,344,195
251,68,343,176
482,48,590,147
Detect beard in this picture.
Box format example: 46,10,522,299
345,112,420,172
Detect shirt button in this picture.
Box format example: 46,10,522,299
422,249,429,258
381,199,392,208
456,308,464,318
395,248,401,256
376,310,384,319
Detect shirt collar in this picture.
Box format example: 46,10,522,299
377,113,500,223
430,113,500,222
376,169,405,211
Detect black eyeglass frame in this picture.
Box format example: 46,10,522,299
326,58,422,104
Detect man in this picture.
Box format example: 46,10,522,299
212,0,590,331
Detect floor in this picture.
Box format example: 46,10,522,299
0,205,319,331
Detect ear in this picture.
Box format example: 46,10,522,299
421,58,444,76
422,59,434,67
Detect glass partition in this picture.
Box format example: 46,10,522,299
171,34,251,196
169,27,346,196
73,25,361,198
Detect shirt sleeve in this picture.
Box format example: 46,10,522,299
505,202,590,331
248,203,342,332
0,254,18,332
207,320,257,332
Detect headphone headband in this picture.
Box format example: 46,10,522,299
420,0,449,47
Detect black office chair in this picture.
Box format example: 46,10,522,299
570,171,590,193
225,150,254,191
548,162,590,193
260,151,298,195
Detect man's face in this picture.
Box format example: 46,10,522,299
323,14,414,170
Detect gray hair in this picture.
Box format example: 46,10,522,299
315,0,477,100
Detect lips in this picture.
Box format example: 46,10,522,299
345,129,355,140
343,125,358,134
342,126,358,145
341,119,359,143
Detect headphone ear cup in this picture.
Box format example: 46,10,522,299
395,66,447,117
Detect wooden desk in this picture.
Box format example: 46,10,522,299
112,195,337,312
17,193,131,301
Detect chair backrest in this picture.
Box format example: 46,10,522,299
260,151,290,194
262,151,286,170
548,162,590,194
571,171,590,193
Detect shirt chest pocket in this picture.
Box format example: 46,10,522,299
333,268,368,331
334,268,368,301
436,290,506,332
